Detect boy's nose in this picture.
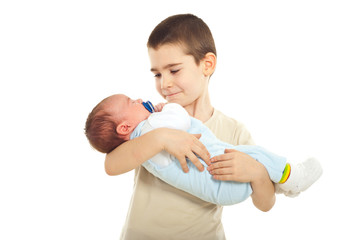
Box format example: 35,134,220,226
161,76,173,89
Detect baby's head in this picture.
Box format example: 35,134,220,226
85,94,151,153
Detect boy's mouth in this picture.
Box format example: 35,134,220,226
165,92,180,99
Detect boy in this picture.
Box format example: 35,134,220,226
104,14,320,239
85,93,322,205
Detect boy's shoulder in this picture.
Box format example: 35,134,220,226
205,109,255,145
205,108,244,129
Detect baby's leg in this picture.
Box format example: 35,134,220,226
234,145,322,197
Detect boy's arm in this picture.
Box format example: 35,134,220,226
235,125,276,211
105,129,164,175
249,163,276,212
105,128,210,175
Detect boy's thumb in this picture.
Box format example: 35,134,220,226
193,134,202,139
225,148,236,153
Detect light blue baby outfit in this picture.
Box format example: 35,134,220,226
130,103,286,206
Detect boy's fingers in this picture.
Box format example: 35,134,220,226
192,144,211,166
224,148,237,153
209,167,233,175
210,153,232,163
191,134,210,165
187,152,204,172
192,133,202,139
212,174,233,181
207,160,232,171
177,156,189,173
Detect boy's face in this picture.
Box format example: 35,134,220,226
148,44,208,108
106,94,150,126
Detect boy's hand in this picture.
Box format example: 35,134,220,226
207,149,264,182
208,149,275,211
154,102,166,112
158,128,211,172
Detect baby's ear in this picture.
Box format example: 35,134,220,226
116,123,131,136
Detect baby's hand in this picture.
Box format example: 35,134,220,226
154,102,166,112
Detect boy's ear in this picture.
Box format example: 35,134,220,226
116,122,132,136
202,52,216,77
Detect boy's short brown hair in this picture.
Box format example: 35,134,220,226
147,14,216,65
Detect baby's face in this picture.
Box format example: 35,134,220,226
107,94,151,126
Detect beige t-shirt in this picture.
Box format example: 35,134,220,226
120,109,254,240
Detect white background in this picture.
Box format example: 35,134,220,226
1,1,358,239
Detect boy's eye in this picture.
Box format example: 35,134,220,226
170,69,180,74
154,73,161,78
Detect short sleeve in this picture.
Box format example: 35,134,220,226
234,122,255,145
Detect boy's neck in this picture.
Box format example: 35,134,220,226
184,94,214,123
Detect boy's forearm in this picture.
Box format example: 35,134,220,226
250,165,276,212
105,129,164,176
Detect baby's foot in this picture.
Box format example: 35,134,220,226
275,158,323,197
